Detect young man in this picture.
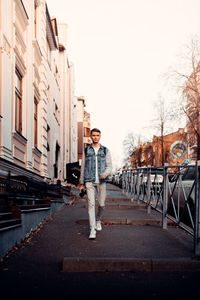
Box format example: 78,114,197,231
79,128,112,239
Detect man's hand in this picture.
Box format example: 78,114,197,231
79,184,85,192
100,173,106,179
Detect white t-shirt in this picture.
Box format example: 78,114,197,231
93,146,100,183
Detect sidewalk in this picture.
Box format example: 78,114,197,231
62,184,199,272
0,183,200,299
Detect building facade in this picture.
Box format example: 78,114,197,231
77,97,91,163
184,81,200,161
129,128,188,168
152,128,188,166
0,0,85,183
83,110,91,148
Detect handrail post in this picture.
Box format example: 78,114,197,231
130,170,134,201
136,169,140,204
162,163,168,229
147,167,151,214
126,171,129,196
133,171,137,199
124,171,127,194
122,171,125,194
128,171,131,197
194,160,200,257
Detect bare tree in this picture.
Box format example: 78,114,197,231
151,94,172,165
155,95,165,165
143,142,154,166
165,36,200,160
123,133,148,168
131,145,143,168
123,132,135,165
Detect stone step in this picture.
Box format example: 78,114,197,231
0,198,9,212
0,212,12,221
106,188,121,192
106,197,131,202
18,204,50,210
76,218,171,226
0,218,21,229
0,223,22,232
84,203,146,209
62,257,200,273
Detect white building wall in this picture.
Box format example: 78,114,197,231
57,23,70,179
1,0,16,161
37,1,49,177
22,0,34,171
69,64,77,163
0,0,82,182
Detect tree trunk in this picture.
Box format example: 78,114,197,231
161,121,164,165
197,133,200,160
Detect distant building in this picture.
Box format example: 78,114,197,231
184,68,200,161
152,128,188,166
129,128,188,168
83,111,91,148
77,96,91,163
77,97,85,163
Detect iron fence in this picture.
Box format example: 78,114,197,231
122,162,200,256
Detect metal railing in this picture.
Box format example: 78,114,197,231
122,162,200,256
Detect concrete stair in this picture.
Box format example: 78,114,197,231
0,195,21,230
80,184,168,226
0,193,49,231
0,196,10,212
0,212,21,230
62,257,200,273
62,183,197,272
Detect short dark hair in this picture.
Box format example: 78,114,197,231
90,128,101,134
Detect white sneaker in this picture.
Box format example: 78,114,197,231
96,220,102,231
89,228,96,239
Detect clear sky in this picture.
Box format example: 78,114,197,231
46,0,200,170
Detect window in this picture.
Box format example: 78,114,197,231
34,97,38,148
15,69,22,134
54,102,60,124
46,38,51,65
84,143,88,149
34,2,37,38
84,127,90,137
55,103,58,119
47,124,50,151
55,65,59,84
54,143,60,178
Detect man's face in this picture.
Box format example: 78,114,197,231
90,131,101,144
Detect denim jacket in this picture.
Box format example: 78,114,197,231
80,144,112,184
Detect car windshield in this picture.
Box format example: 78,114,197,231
151,169,163,175
182,166,195,180
139,168,163,175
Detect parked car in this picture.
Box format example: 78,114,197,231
107,175,113,183
167,164,196,226
140,167,163,184
112,171,122,188
138,167,163,195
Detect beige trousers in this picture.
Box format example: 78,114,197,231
85,182,106,229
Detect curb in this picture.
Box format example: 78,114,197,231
62,257,200,273
76,218,165,226
106,197,132,202
62,257,151,272
84,204,146,209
